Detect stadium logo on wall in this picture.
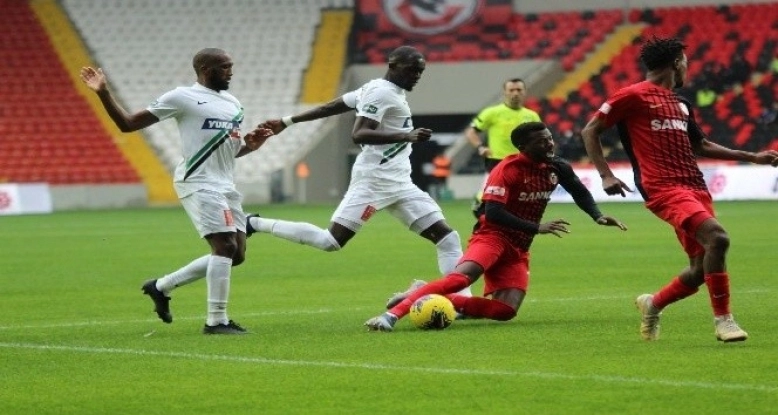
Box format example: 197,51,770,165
383,0,483,35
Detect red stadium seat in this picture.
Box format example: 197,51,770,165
0,0,141,185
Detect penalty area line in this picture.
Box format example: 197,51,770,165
0,342,775,393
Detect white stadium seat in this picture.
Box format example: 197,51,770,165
62,0,353,189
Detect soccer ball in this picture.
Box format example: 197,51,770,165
409,294,456,330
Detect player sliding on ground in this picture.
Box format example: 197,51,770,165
365,122,627,331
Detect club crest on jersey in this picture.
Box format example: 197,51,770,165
383,0,482,35
362,104,378,114
484,185,505,196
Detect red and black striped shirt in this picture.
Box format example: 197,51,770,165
476,153,602,251
594,80,707,200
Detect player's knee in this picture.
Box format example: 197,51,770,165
492,301,518,321
232,249,246,266
706,230,730,253
211,238,239,259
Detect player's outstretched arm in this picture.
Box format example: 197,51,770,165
698,140,778,167
464,126,491,158
556,160,628,232
484,201,541,234
79,67,158,132
581,116,632,197
351,116,431,145
267,97,354,136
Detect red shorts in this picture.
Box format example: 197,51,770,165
459,232,530,295
644,188,714,258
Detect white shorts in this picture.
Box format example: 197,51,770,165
180,189,246,237
331,180,444,233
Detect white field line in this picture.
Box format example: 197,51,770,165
0,289,769,331
0,342,774,393
0,308,341,330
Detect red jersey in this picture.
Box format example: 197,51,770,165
594,80,708,199
476,153,601,251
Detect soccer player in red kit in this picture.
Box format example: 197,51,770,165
364,122,627,331
581,36,778,342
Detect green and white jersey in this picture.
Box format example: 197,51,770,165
471,104,541,160
342,79,413,183
147,83,244,197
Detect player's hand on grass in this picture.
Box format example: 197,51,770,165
596,215,628,231
538,219,571,238
244,127,274,151
406,128,432,143
79,67,107,92
259,119,287,135
601,175,633,197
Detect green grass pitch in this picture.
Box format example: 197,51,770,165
1,200,776,414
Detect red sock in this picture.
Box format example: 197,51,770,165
652,276,699,309
450,296,515,321
446,294,470,311
704,272,731,316
389,273,470,319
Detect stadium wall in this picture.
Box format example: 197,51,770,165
449,165,778,202
50,185,148,211
512,0,764,13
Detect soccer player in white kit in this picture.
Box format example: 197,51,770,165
80,48,273,334
249,46,471,302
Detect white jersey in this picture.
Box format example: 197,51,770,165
342,78,413,183
147,83,244,198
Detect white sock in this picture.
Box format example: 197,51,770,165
436,231,471,297
265,219,341,252
249,216,274,233
206,255,233,326
436,231,462,274
156,254,210,294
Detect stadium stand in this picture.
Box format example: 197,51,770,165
0,0,140,185
555,3,778,162
352,2,777,167
60,0,354,186
4,0,775,203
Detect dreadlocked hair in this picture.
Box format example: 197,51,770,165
639,36,686,71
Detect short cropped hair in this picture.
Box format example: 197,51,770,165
511,121,547,149
503,78,525,89
192,48,227,74
639,36,686,71
387,46,423,67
